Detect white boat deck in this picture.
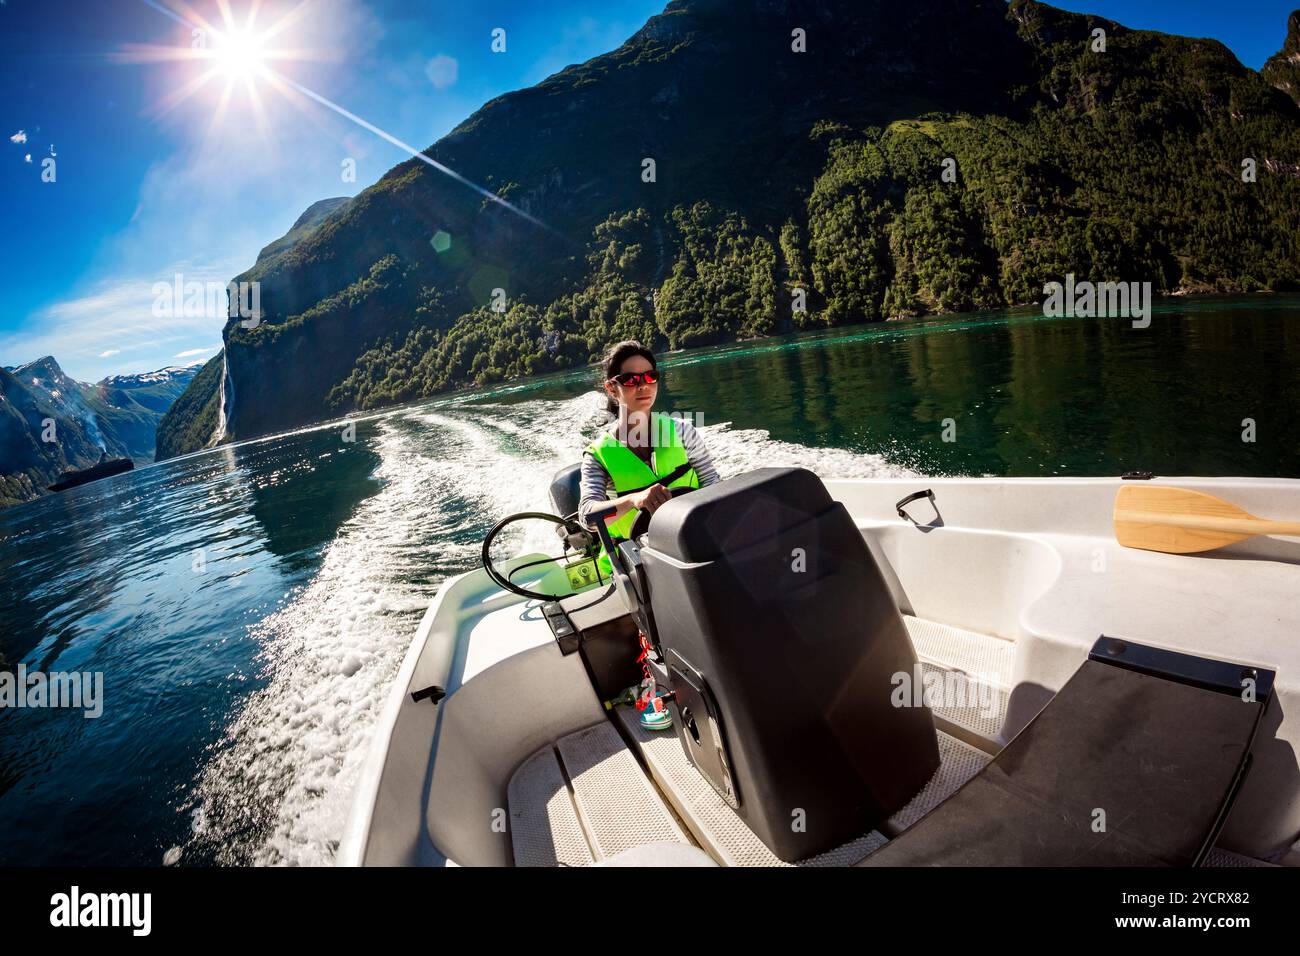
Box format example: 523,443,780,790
342,475,1300,868
506,616,1275,867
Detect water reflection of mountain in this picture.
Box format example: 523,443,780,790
493,299,1300,479
237,428,383,569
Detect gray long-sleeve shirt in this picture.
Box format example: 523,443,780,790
578,417,720,528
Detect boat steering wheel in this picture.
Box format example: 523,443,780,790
480,511,603,602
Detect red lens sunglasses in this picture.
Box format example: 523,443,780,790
609,370,661,387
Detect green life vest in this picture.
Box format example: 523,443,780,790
586,412,700,576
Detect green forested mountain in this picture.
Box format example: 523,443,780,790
161,0,1300,455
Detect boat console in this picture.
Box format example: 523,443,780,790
625,468,940,860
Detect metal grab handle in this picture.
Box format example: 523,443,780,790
585,500,620,522
895,489,935,521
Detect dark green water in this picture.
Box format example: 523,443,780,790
1,295,1297,866
516,295,1300,478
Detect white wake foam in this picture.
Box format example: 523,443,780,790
186,391,913,865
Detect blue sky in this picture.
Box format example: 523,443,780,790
0,0,1295,381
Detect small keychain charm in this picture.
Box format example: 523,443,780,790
634,631,673,730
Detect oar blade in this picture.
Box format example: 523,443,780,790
1113,485,1254,555
1114,519,1250,554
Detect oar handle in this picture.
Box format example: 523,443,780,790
1120,510,1300,537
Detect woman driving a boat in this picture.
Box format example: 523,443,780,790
579,341,720,568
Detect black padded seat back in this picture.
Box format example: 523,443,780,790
641,467,940,862
861,638,1274,866
647,466,835,563
549,462,583,517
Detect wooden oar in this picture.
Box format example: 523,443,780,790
1114,485,1300,554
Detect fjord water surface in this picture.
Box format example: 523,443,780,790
1,296,1297,864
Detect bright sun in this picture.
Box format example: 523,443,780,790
212,29,267,79
113,1,318,131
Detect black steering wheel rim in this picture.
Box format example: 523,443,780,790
481,511,602,602
628,485,696,540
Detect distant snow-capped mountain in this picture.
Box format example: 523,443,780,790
99,365,203,389
7,355,106,446
0,356,202,507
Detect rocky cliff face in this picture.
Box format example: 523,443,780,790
162,0,1300,453
253,197,352,266
1263,10,1300,106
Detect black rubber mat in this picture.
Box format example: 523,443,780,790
862,638,1273,866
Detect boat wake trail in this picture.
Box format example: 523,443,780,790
185,393,912,866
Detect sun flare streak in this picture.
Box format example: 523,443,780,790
124,0,555,235
269,72,556,234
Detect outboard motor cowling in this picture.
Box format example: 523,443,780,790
549,462,584,517
640,467,940,862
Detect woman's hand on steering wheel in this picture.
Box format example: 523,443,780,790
629,482,672,516
628,484,695,540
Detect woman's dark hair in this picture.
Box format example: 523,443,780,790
599,340,657,415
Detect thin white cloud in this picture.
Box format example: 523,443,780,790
425,54,458,90
24,154,31,163
175,346,219,358
0,257,246,380
9,130,26,144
